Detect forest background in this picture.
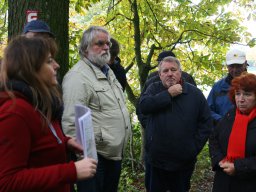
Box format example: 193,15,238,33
1,0,256,191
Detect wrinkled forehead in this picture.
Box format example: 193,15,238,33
93,31,110,41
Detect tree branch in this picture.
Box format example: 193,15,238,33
125,57,135,73
125,82,138,106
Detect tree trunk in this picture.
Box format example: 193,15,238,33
8,0,69,81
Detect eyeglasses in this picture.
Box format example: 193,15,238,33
94,40,112,47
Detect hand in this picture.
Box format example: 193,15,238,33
67,138,83,154
219,160,235,176
75,158,97,180
168,84,182,97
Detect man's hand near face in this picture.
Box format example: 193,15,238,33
168,84,182,97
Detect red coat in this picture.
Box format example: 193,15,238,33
0,94,77,192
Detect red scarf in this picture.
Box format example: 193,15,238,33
225,108,256,162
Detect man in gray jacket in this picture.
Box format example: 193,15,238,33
62,26,131,192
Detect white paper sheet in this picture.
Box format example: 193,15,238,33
74,104,97,160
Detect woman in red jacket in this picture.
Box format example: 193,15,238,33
0,36,97,192
209,72,256,192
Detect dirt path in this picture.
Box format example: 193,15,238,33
190,169,214,192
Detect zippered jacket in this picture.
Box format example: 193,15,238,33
140,81,212,171
209,108,256,192
62,58,131,160
0,88,76,192
207,76,234,122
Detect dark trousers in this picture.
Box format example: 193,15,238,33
149,163,195,192
77,154,122,192
144,154,151,192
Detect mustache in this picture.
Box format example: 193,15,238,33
101,52,110,56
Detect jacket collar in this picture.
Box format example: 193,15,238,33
82,57,109,80
182,82,189,94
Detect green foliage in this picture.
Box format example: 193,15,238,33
190,143,214,192
0,0,7,57
68,24,83,68
97,0,254,94
191,143,212,184
70,0,101,12
248,38,256,48
119,121,145,192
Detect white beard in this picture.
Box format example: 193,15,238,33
87,51,110,67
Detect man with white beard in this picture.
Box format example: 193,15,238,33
62,26,131,192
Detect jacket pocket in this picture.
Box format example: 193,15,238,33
93,86,118,111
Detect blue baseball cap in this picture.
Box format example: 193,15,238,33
23,20,55,37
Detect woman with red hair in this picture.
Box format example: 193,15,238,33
209,72,256,192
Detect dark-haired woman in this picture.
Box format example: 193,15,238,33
209,72,256,192
0,36,97,192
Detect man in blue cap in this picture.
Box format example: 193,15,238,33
23,20,55,38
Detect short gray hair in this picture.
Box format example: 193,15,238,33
158,56,182,71
79,26,110,57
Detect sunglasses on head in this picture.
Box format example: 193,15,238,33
94,40,112,47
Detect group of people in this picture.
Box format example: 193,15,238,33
208,50,256,192
0,21,128,192
0,19,256,192
0,23,98,192
137,46,256,192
